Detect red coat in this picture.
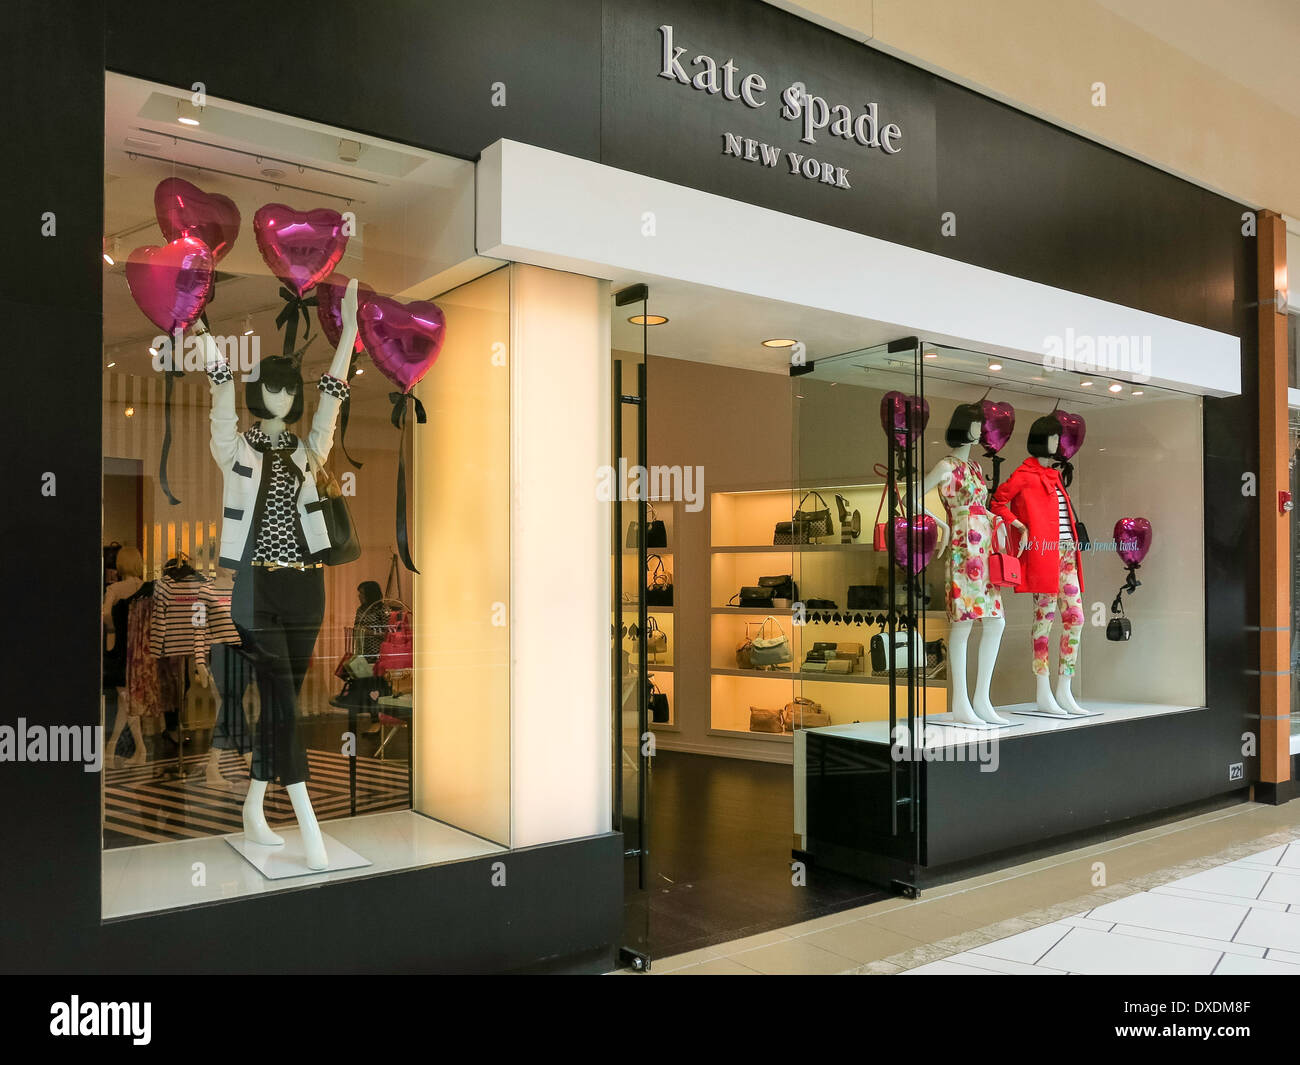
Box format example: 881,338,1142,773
989,458,1084,596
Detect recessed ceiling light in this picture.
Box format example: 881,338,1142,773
1080,380,1094,387
106,361,116,369
148,345,159,357
762,338,799,348
177,99,202,126
354,366,365,375
923,351,938,359
628,314,668,326
124,405,135,418
1131,389,1144,396
102,253,115,265
987,360,1003,371
1107,383,1123,393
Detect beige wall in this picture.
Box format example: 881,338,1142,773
770,0,1300,216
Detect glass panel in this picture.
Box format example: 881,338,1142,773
101,72,509,918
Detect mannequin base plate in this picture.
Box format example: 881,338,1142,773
923,713,1022,732
226,830,371,880
1010,708,1105,720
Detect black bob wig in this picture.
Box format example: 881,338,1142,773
245,356,305,424
1026,413,1062,459
945,402,984,448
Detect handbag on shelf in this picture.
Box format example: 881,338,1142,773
758,574,797,601
783,696,828,731
988,520,1023,588
871,465,906,553
1107,595,1132,641
773,519,811,545
869,628,923,674
649,676,670,722
645,554,674,606
375,609,414,676
626,502,668,549
826,658,854,674
644,616,668,655
847,585,886,610
749,616,793,667
749,706,786,734
801,659,827,672
804,597,837,610
730,586,776,609
794,491,834,540
305,449,361,566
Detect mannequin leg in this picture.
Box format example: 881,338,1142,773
241,779,284,845
122,717,148,765
287,782,329,869
1031,593,1068,715
972,617,1009,724
1054,548,1089,714
105,692,129,766
946,621,981,724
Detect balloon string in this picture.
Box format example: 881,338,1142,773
159,370,181,506
390,392,427,573
338,390,363,469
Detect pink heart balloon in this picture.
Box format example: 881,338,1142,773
253,203,348,297
125,237,214,335
893,514,938,575
1114,517,1152,567
880,391,930,448
316,273,374,355
980,400,1016,454
1055,410,1087,460
358,294,447,394
154,177,240,262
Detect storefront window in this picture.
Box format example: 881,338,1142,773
100,73,509,916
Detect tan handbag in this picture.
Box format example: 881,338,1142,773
826,659,854,674
749,706,786,734
784,697,832,730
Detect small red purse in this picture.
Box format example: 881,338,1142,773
988,520,1022,587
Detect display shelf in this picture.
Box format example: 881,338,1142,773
713,544,871,553
706,728,794,743
712,666,946,687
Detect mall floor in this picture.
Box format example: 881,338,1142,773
624,792,1300,975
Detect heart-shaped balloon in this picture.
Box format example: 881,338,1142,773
880,391,930,448
125,236,214,335
253,203,348,297
892,514,938,575
1114,517,1152,567
980,400,1016,453
1055,410,1087,460
154,177,240,262
358,294,447,394
316,273,374,355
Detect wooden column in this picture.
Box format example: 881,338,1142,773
1258,210,1291,791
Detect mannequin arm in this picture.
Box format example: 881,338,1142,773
989,472,1027,540
197,328,240,468
327,278,359,381
308,279,359,462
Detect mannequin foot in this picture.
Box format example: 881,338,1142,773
949,695,983,726
242,788,284,846
1055,677,1089,715
286,782,329,870
121,750,148,767
972,696,1010,726
204,750,232,789
302,827,329,871
1034,676,1069,716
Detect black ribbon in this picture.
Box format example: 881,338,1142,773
274,286,317,356
337,354,364,469
1054,457,1075,488
986,448,1005,491
159,368,184,505
390,391,427,573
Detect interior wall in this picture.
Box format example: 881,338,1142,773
413,267,512,844
510,265,612,847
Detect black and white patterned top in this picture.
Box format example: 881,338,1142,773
1055,486,1073,545
246,424,309,564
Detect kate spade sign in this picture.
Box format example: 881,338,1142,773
656,23,903,192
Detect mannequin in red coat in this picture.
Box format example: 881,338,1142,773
990,416,1089,716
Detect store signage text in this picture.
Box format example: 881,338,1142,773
657,24,902,194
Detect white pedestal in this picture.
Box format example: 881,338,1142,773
924,713,1023,732
225,830,372,880
1010,708,1105,720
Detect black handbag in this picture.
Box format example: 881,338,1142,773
1107,595,1132,641
847,585,886,610
804,597,837,609
731,586,776,608
649,677,670,723
758,574,797,601
626,503,668,549
794,492,834,540
1074,519,1093,552
773,519,811,545
306,451,361,566
645,554,674,606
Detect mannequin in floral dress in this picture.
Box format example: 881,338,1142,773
922,403,1009,725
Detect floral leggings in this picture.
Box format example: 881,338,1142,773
1032,544,1083,676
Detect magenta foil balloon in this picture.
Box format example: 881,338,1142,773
358,294,447,394
154,177,240,262
980,400,1015,453
253,203,348,297
125,236,214,335
880,390,930,448
316,273,373,355
1055,410,1087,460
893,514,938,575
1114,517,1152,567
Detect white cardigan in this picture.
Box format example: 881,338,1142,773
208,366,346,569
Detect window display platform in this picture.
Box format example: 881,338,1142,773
102,811,505,920
798,701,1253,895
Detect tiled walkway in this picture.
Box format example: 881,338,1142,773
627,799,1300,975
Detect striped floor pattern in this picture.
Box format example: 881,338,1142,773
103,749,410,847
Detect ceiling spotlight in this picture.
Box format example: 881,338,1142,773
762,338,798,348
106,361,116,369
1107,382,1123,393
177,99,203,126
102,236,119,266
354,366,365,375
923,350,938,359
124,405,135,418
1131,389,1144,396
628,314,668,326
243,313,253,336
1080,380,1094,388
148,345,159,357
987,360,1003,372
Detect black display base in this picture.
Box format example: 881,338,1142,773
1255,776,1299,806
803,703,1255,894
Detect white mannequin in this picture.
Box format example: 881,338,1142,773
1006,432,1089,717
923,423,1009,726
201,278,359,869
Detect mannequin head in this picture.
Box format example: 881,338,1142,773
1027,414,1062,462
945,403,984,448
245,357,304,424
115,546,143,580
